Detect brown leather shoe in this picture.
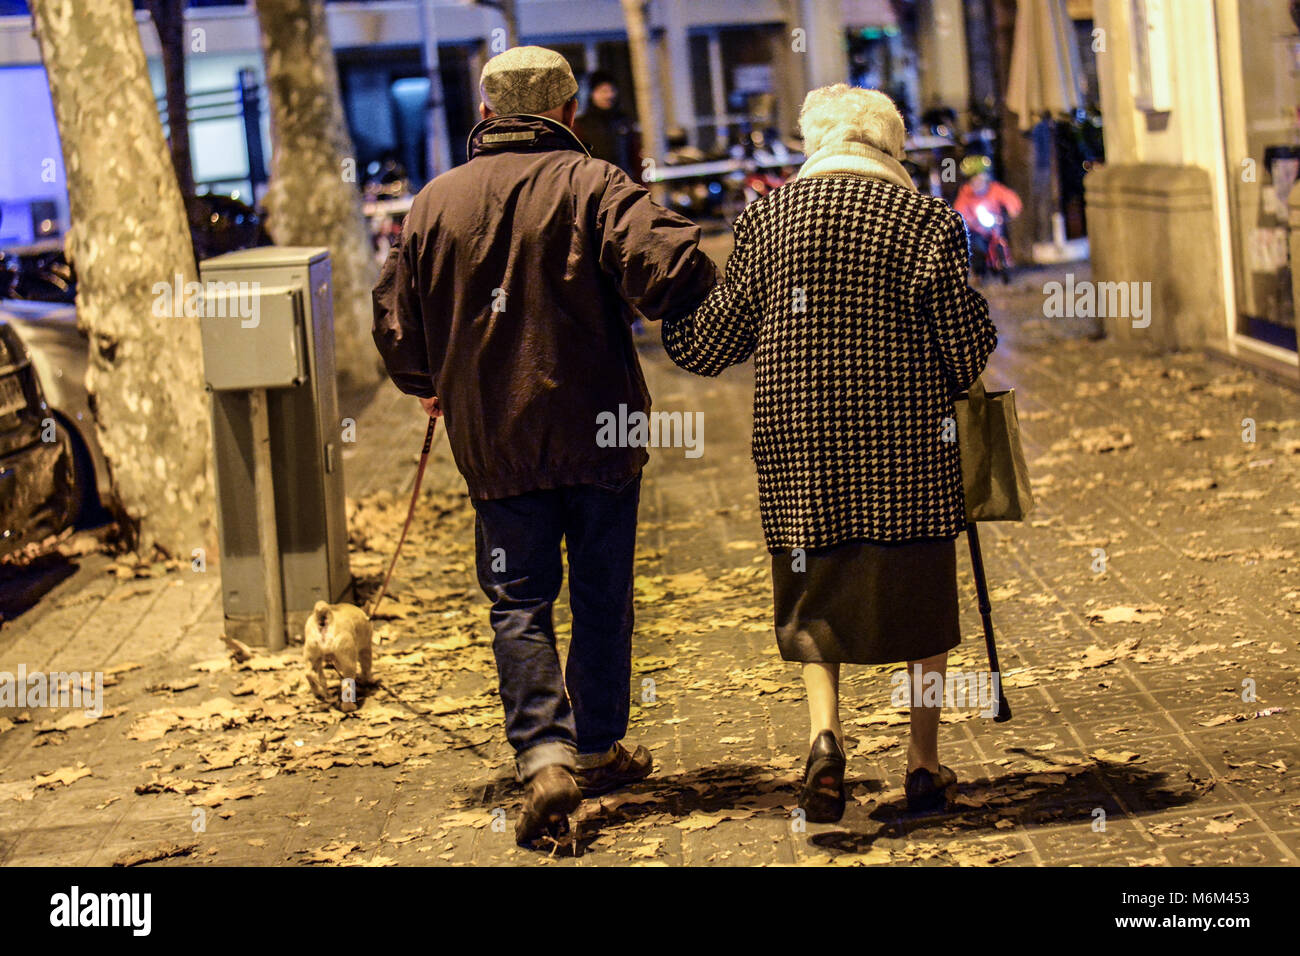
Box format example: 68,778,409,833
573,742,653,797
515,765,582,847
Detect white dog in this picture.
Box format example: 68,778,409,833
303,601,373,712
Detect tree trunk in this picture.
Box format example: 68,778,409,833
29,0,213,558
620,0,663,184
148,0,196,210
253,0,380,386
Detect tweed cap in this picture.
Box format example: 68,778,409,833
479,46,579,116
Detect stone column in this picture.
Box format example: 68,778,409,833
917,0,969,120
796,0,849,92
771,16,806,139
658,0,696,145
1084,163,1223,350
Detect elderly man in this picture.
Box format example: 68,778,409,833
372,46,717,846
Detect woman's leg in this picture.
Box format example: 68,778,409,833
906,650,949,773
802,662,841,747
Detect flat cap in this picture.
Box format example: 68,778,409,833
479,45,579,117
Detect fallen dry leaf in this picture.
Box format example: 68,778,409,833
1088,606,1163,626
113,841,198,867
299,841,359,864
187,783,265,808
1089,749,1142,764
32,763,92,789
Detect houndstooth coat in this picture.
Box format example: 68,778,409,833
662,172,997,551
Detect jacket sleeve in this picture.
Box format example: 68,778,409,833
661,208,759,377
918,206,998,394
371,227,437,400
595,169,718,324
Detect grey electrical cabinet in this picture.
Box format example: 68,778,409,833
199,247,352,648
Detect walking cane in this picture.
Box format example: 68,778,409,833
966,521,1012,722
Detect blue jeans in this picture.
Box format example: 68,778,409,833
471,474,640,781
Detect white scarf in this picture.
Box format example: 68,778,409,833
797,140,916,192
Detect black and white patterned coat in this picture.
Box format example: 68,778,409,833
662,173,997,551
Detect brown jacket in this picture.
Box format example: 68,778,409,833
373,114,717,499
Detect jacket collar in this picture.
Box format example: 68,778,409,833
797,140,916,192
467,114,591,161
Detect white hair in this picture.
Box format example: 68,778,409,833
798,84,907,160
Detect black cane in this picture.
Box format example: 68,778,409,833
966,521,1012,722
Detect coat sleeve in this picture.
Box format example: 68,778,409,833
660,207,760,377
371,227,437,400
595,169,719,324
918,206,998,394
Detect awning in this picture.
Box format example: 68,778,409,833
1005,0,1084,130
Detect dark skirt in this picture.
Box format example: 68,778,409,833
772,536,961,665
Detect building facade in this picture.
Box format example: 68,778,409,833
1089,0,1299,380
1,0,990,243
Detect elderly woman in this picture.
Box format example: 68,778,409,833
663,85,996,822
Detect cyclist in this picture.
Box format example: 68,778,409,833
953,154,1022,277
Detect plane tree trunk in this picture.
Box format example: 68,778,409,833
29,0,214,558
253,0,380,386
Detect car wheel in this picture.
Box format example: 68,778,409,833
53,414,102,528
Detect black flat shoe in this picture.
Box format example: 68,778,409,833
799,730,847,824
904,765,957,813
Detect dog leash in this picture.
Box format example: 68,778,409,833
366,415,438,619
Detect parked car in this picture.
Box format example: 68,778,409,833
0,191,272,556
0,298,109,526
0,238,75,304
0,315,85,557
0,194,271,305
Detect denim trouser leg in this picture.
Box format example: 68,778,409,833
472,476,641,780
561,476,641,756
473,492,576,781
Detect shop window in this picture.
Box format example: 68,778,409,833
1224,0,1299,352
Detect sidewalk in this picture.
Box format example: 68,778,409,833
0,252,1297,867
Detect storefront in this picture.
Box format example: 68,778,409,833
1216,0,1300,365
1088,0,1300,381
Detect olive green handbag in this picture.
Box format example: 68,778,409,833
956,378,1035,522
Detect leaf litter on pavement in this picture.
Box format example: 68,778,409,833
2,342,1297,866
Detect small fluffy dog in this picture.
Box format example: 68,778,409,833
303,601,373,712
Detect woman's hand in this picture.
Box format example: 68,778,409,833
419,395,442,418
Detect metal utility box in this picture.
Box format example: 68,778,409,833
199,247,351,648
199,284,307,390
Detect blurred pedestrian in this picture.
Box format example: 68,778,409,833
373,46,717,846
662,84,997,822
576,71,636,176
